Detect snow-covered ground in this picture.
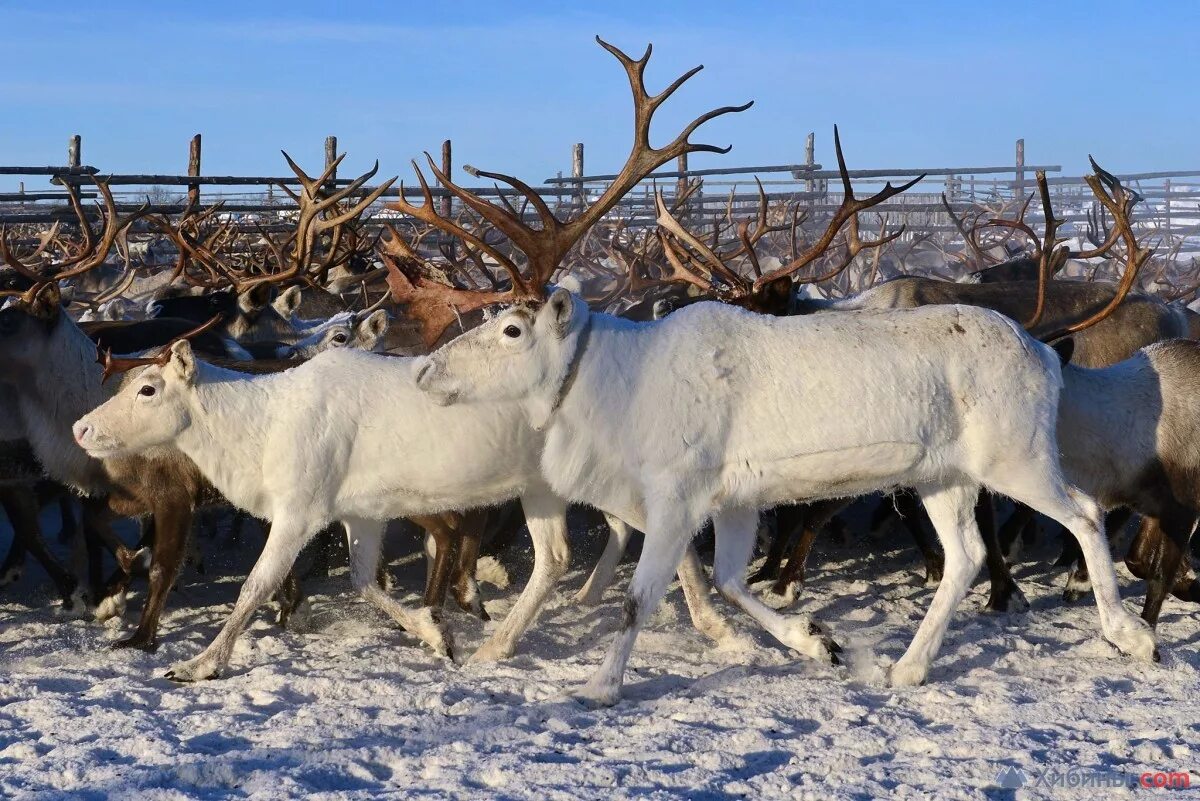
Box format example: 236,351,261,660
2,511,1198,800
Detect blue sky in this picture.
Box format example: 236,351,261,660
1,1,1196,191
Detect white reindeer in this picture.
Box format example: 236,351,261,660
71,36,766,681
273,309,390,359
411,288,1158,703
72,343,732,680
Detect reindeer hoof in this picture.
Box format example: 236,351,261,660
93,591,128,622
573,681,621,708
889,660,929,688
469,639,514,664
0,566,22,587
165,658,220,683
924,561,945,587
1108,618,1157,663
112,635,158,652
747,565,780,585
986,583,1030,614
779,617,840,664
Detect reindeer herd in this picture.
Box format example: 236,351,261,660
3,38,1198,705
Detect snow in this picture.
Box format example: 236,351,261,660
2,512,1198,800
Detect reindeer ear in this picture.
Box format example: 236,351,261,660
241,284,272,311
28,283,62,321
276,285,303,318
1050,337,1075,365
545,287,575,339
363,309,389,340
169,339,198,384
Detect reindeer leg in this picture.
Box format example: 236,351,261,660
166,514,315,682
1,489,82,608
0,538,24,588
344,517,451,658
1063,508,1133,601
895,490,943,585
450,510,488,620
996,502,1035,561
892,483,986,687
1127,513,1197,626
471,489,569,663
978,492,1027,612
749,504,803,585
771,498,848,596
711,506,839,662
577,504,696,707
771,525,819,596
113,496,192,651
411,513,459,610
275,569,303,628
576,513,633,605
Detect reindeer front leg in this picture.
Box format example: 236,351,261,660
166,514,314,682
344,516,452,658
577,501,695,707
471,489,571,663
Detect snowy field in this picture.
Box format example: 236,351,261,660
2,510,1198,800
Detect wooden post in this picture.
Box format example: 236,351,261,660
187,134,202,211
1014,138,1025,198
68,134,81,169
572,142,584,208
324,135,338,195
440,139,452,217
1164,178,1172,250
804,131,815,198
675,152,689,220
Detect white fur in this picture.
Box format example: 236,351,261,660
416,290,1155,703
73,343,731,680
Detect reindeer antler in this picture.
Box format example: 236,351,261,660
236,153,396,291
1036,157,1153,339
652,126,920,306
95,314,224,383
383,37,753,346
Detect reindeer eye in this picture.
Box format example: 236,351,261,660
332,332,348,344
138,385,156,397
503,325,521,339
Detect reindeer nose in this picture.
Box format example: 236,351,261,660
72,421,92,446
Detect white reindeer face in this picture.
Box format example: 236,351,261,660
415,288,583,419
276,310,389,359
72,340,197,458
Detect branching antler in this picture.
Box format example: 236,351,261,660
95,314,224,383
237,153,395,291
1037,157,1153,339
652,126,920,305
0,178,150,282
383,37,753,345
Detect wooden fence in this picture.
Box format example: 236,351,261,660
2,133,1198,258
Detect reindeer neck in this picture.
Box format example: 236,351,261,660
13,316,109,492
172,361,275,505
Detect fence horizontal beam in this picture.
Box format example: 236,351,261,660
0,192,96,202
548,164,1062,185
0,166,98,176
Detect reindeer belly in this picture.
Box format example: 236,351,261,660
725,441,928,507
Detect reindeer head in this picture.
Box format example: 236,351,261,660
276,308,390,359
72,339,199,458
415,289,587,425
0,283,65,370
